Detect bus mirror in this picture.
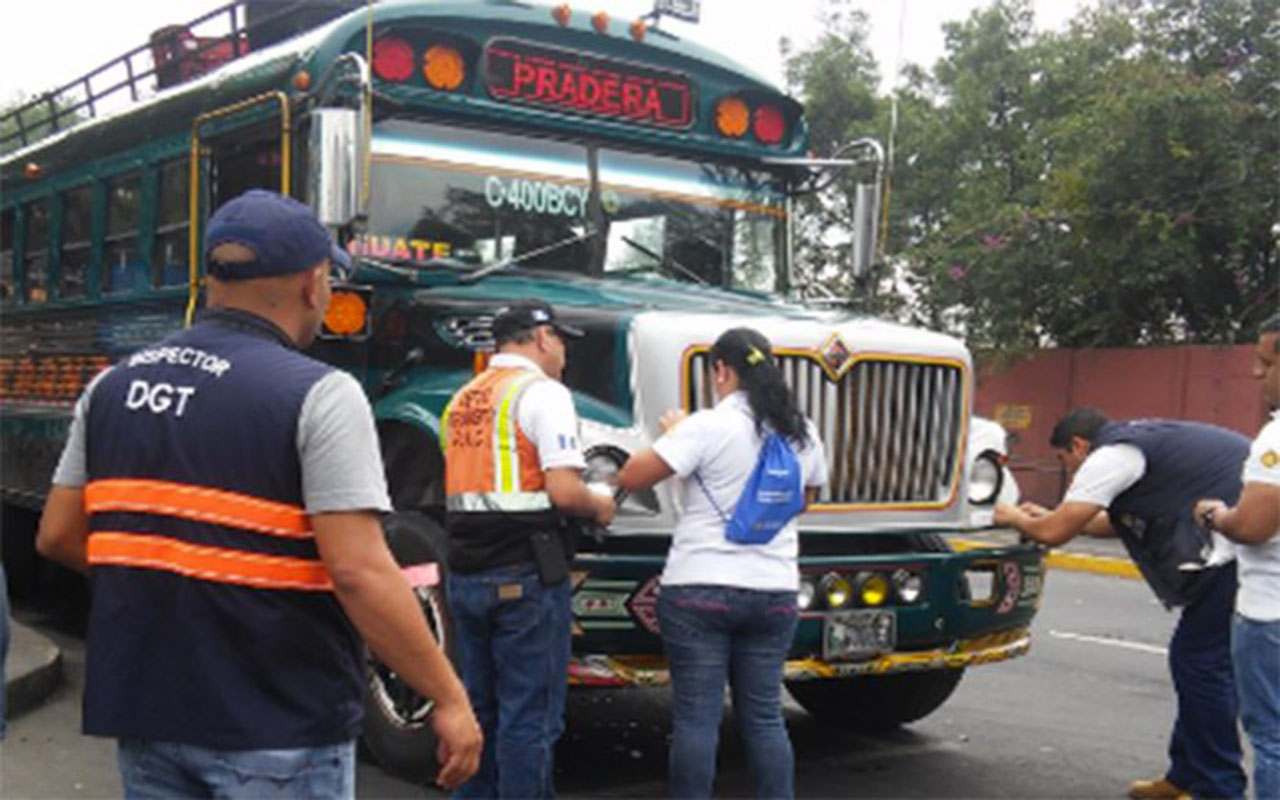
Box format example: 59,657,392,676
308,108,366,227
850,180,880,279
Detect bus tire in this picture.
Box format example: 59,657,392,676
785,669,964,732
361,511,456,784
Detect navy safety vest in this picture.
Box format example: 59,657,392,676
1095,419,1249,607
81,309,363,749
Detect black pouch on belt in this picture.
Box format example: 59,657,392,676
530,529,568,585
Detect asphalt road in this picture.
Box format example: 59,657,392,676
2,567,1188,799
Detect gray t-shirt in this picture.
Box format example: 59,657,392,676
53,368,391,514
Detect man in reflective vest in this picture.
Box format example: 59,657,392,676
37,189,481,798
443,299,615,799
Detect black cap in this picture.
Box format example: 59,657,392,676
491,300,584,343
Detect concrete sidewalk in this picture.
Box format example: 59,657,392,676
4,619,62,723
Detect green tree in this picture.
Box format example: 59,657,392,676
785,0,1279,354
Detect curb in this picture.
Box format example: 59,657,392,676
951,538,1142,580
5,622,63,719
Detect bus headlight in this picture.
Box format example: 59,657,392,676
854,571,890,607
797,577,817,611
892,569,924,604
968,451,1004,506
583,444,658,516
820,572,853,609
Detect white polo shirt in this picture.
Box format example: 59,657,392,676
490,353,587,472
652,391,827,592
1238,412,1280,621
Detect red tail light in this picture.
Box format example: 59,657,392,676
753,103,785,145
372,37,414,82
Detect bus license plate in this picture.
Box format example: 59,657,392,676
823,610,896,661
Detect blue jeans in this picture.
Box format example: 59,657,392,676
447,562,571,799
1233,614,1280,800
658,584,798,800
116,738,354,799
1166,563,1245,799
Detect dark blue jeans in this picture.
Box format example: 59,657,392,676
447,562,571,799
1166,563,1245,799
658,584,798,800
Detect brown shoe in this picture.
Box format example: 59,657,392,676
1128,777,1189,800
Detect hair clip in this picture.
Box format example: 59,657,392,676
746,346,766,366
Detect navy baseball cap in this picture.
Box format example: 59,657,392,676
492,300,584,342
204,189,340,280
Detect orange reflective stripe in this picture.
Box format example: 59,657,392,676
85,479,310,539
87,532,332,591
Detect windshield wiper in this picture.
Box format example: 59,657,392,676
619,236,708,286
458,228,600,285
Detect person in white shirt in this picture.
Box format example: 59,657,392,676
619,327,827,800
995,407,1248,800
1194,313,1280,800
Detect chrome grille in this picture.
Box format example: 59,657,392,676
686,353,966,506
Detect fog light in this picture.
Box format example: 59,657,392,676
893,569,924,604
797,578,816,611
855,571,889,607
820,572,852,609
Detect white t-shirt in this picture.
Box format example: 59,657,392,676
489,353,586,472
1237,412,1280,621
652,391,827,592
1062,444,1147,506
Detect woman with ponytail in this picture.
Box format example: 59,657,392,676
618,327,827,799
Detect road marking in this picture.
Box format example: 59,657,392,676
1049,629,1168,655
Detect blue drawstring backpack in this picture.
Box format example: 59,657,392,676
695,432,806,545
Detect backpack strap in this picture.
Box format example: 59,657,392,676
692,469,731,524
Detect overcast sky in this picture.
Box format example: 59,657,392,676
0,0,1085,107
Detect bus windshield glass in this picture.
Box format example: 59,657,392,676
359,120,787,292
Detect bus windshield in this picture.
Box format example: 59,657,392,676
359,120,787,292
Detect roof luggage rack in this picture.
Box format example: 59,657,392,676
0,0,363,156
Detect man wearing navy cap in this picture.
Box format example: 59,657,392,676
37,189,481,797
442,299,614,798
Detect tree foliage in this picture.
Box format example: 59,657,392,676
785,0,1279,353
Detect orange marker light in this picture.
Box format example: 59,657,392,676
715,97,749,138
24,162,41,179
292,70,312,92
592,11,609,33
552,4,571,26
423,44,465,91
630,18,647,41
324,291,369,336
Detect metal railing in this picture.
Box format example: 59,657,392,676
0,1,357,156
686,351,966,506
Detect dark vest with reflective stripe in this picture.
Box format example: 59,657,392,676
1095,419,1249,607
82,309,362,749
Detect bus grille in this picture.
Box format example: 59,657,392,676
686,353,966,506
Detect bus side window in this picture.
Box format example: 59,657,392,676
104,173,143,294
60,185,93,300
153,159,190,287
24,200,50,304
0,208,13,303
